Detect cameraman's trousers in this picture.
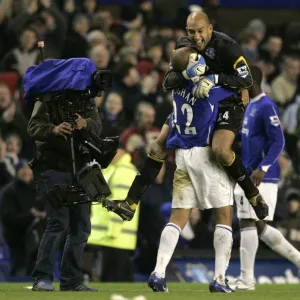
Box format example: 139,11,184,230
32,170,91,288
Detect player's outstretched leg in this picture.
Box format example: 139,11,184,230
102,153,164,221
259,222,300,270
148,209,190,292
101,199,135,221
209,206,235,293
212,129,268,220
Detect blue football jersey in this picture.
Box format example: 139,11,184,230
241,93,285,183
167,81,236,149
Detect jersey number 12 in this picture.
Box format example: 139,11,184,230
173,101,197,135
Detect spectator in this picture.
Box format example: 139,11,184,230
240,32,260,63
271,55,300,109
0,82,31,156
0,136,12,189
39,3,67,54
90,10,114,33
7,0,66,59
244,18,266,44
0,1,13,61
100,92,127,138
80,0,98,19
3,133,22,177
106,32,122,58
115,46,138,66
120,101,160,168
140,70,161,106
287,192,300,220
123,30,144,56
87,30,108,48
89,44,110,70
138,0,155,31
6,134,22,158
282,95,300,169
0,160,45,276
163,38,176,63
61,13,89,59
112,62,141,121
2,26,40,77
259,35,283,82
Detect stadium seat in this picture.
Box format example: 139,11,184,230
0,72,19,96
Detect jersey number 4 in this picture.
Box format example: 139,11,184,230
217,110,229,122
173,101,197,135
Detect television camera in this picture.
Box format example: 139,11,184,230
24,46,117,209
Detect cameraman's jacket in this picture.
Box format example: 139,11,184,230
88,153,139,250
27,100,102,172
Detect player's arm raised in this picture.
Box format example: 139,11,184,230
163,47,200,90
191,42,253,100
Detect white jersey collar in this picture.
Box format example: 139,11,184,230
250,92,266,103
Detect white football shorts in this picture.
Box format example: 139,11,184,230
234,182,278,221
172,147,234,210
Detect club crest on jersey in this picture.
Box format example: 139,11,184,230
205,47,215,59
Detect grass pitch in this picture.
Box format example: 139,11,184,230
0,283,299,300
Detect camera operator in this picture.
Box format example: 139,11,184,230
27,96,102,291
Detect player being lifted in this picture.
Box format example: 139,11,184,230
151,45,237,293
102,11,268,222
233,66,300,291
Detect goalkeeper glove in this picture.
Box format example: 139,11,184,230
182,53,206,80
192,74,216,98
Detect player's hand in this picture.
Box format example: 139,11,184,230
241,89,249,106
52,122,72,139
182,53,206,80
250,168,266,186
192,75,215,98
74,113,88,130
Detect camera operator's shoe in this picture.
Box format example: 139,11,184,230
102,199,135,221
60,284,98,292
209,279,235,293
148,272,168,292
248,193,269,220
32,280,55,291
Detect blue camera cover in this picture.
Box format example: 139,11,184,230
23,58,97,104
